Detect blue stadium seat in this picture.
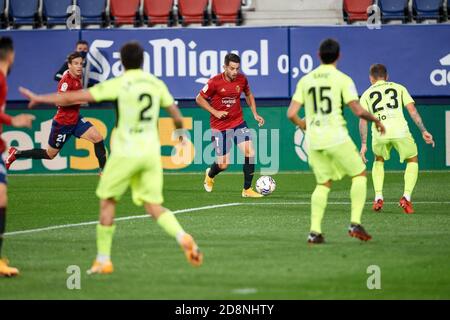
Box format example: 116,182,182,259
43,0,73,28
9,0,41,28
0,0,6,28
412,0,444,22
77,0,107,27
378,0,410,23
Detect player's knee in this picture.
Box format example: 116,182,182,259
47,149,58,159
0,185,7,207
144,203,165,219
0,194,7,207
375,156,385,162
99,199,116,225
321,181,332,188
407,156,418,163
245,149,255,158
218,162,229,170
355,170,367,178
92,134,104,144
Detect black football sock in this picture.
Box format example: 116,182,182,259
243,157,255,190
94,141,107,170
208,162,225,178
0,207,6,258
15,149,51,160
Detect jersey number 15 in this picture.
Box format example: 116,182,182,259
308,87,332,115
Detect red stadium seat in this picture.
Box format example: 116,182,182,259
212,0,243,25
143,0,175,26
110,0,141,26
343,0,374,23
178,0,209,26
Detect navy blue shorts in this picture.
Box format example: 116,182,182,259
0,158,7,185
49,116,93,149
211,121,252,156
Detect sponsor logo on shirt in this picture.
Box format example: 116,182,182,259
221,97,236,107
61,83,69,92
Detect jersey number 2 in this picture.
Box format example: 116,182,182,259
139,93,153,121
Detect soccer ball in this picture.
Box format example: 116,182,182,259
255,176,276,196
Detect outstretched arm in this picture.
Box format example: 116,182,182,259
20,87,94,109
406,103,435,147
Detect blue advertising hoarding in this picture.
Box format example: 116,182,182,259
1,30,79,101
289,25,450,97
1,25,450,100
81,27,290,99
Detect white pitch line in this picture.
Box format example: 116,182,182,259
4,201,449,237
247,201,450,205
5,202,241,237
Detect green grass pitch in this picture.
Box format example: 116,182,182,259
0,172,449,299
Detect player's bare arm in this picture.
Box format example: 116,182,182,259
166,103,184,129
406,103,435,147
287,99,306,130
11,114,35,128
165,103,186,143
19,87,94,109
0,112,34,128
348,100,385,135
195,93,228,119
359,119,368,163
245,91,264,127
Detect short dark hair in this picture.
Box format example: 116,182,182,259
120,41,144,70
224,53,240,66
370,64,388,80
67,51,84,64
76,40,89,47
319,38,340,64
0,36,14,61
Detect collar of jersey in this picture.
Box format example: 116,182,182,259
373,80,387,85
124,69,143,75
319,64,336,69
67,70,81,80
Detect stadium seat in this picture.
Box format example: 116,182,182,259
343,0,374,24
0,0,6,29
43,0,73,28
178,0,209,26
211,0,243,25
143,0,175,26
110,0,141,27
378,0,410,23
9,0,41,28
412,0,444,22
78,0,108,27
